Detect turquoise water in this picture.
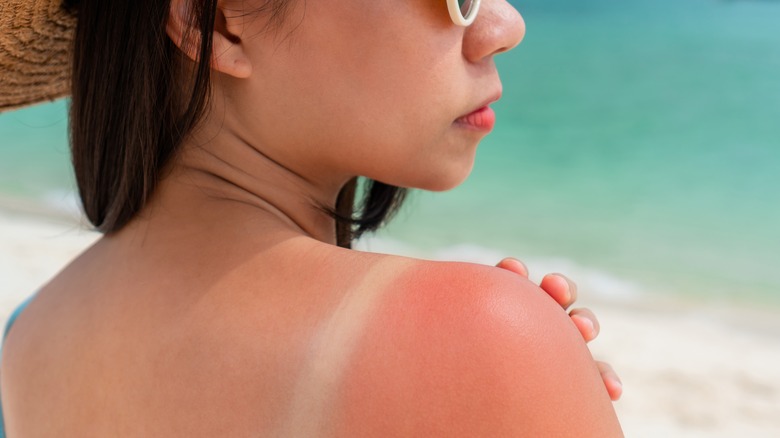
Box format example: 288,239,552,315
1,0,779,304
0,101,72,200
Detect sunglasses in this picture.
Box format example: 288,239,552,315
447,0,481,26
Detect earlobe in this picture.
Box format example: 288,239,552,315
165,0,253,79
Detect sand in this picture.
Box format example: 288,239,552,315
1,207,779,437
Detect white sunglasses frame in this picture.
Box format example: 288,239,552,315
446,0,481,26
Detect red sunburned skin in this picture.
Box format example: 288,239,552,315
454,106,496,131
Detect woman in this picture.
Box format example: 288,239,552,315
0,0,623,436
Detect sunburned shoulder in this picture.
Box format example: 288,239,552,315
327,257,623,437
362,257,561,334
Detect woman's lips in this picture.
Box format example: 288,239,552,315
454,105,496,131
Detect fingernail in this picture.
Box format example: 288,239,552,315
511,258,528,275
554,274,571,302
577,315,594,337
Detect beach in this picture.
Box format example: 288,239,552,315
2,207,779,437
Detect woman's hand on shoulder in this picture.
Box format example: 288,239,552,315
494,257,623,401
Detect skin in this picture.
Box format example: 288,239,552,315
498,258,623,401
332,262,622,436
1,0,622,436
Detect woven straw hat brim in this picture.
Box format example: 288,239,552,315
0,0,76,113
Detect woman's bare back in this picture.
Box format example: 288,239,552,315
2,230,621,436
0,228,417,436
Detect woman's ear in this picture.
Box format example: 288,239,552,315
166,0,252,79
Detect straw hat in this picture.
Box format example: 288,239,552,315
0,0,76,113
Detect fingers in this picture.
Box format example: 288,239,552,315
597,361,623,401
569,308,600,342
539,273,578,309
495,262,581,315
495,257,528,278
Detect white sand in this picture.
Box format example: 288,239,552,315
2,208,779,436
0,208,100,323
592,302,780,437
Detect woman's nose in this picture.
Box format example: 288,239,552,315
462,0,526,63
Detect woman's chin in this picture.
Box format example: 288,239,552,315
364,154,476,192
412,163,475,192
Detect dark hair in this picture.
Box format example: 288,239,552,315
69,0,407,248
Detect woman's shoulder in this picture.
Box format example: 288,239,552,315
327,253,622,436
351,253,567,337
351,254,579,358
356,253,555,317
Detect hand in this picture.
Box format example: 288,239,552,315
495,257,623,401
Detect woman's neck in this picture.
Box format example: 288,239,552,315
116,130,349,248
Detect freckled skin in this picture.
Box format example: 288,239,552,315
330,261,623,437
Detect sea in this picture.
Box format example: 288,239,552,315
1,0,779,306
